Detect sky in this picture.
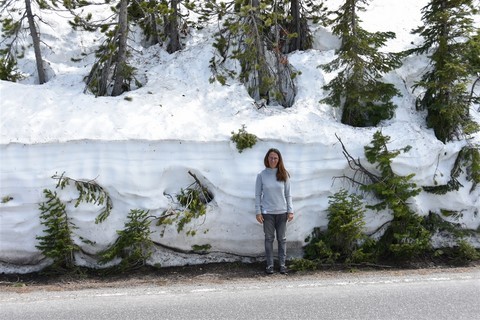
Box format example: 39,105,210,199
0,0,479,273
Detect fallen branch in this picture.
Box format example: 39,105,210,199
188,170,213,203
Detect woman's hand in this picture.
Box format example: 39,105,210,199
256,214,264,224
287,212,294,222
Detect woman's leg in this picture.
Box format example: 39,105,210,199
263,214,275,268
275,213,288,267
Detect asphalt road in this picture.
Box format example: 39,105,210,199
1,268,479,320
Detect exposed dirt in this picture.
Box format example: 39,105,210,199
1,260,479,293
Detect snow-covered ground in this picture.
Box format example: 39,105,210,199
0,0,479,273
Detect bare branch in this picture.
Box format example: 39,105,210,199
335,133,381,184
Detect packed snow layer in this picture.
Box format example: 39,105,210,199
1,135,479,273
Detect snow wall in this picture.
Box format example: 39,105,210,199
1,134,479,274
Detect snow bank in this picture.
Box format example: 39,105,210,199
1,0,479,273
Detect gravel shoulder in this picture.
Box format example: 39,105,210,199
1,261,479,294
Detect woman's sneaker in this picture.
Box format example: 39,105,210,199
265,266,274,274
280,265,288,274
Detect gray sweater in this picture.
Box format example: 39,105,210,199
255,168,293,215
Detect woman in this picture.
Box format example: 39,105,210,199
255,148,294,274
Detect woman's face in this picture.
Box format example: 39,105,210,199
268,152,279,168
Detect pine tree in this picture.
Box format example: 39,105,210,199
410,0,479,142
71,0,133,96
321,0,401,127
0,0,81,83
36,173,112,271
205,0,313,107
269,0,327,54
326,189,367,262
163,0,183,53
0,54,22,81
72,0,197,96
334,131,431,259
99,209,154,271
362,131,421,212
36,189,79,270
128,0,162,46
362,131,431,259
129,0,196,53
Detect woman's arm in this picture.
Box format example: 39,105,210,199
255,174,263,224
284,179,293,214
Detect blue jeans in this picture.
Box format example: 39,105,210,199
263,213,287,267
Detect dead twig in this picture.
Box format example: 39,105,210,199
334,133,381,185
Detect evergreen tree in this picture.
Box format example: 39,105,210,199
129,0,162,46
269,0,327,54
362,131,431,259
362,131,421,212
0,52,22,81
100,209,154,270
325,189,368,262
36,173,112,271
321,0,401,127
163,0,181,53
0,0,81,83
410,0,479,142
334,131,431,258
73,0,196,96
205,0,316,107
112,0,129,96
71,0,133,96
36,189,79,270
129,0,196,53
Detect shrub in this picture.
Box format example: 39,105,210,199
454,240,480,262
326,189,367,260
231,125,257,153
36,189,79,271
1,195,13,203
288,258,318,271
303,236,338,264
299,189,374,267
99,209,154,271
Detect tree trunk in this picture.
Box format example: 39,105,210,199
290,0,301,51
149,0,161,45
25,0,46,84
165,0,181,53
111,0,129,96
251,0,269,101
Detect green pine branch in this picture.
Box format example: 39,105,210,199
52,172,112,223
157,171,213,237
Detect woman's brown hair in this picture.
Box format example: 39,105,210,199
264,148,290,182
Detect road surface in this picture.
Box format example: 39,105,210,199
1,268,479,320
